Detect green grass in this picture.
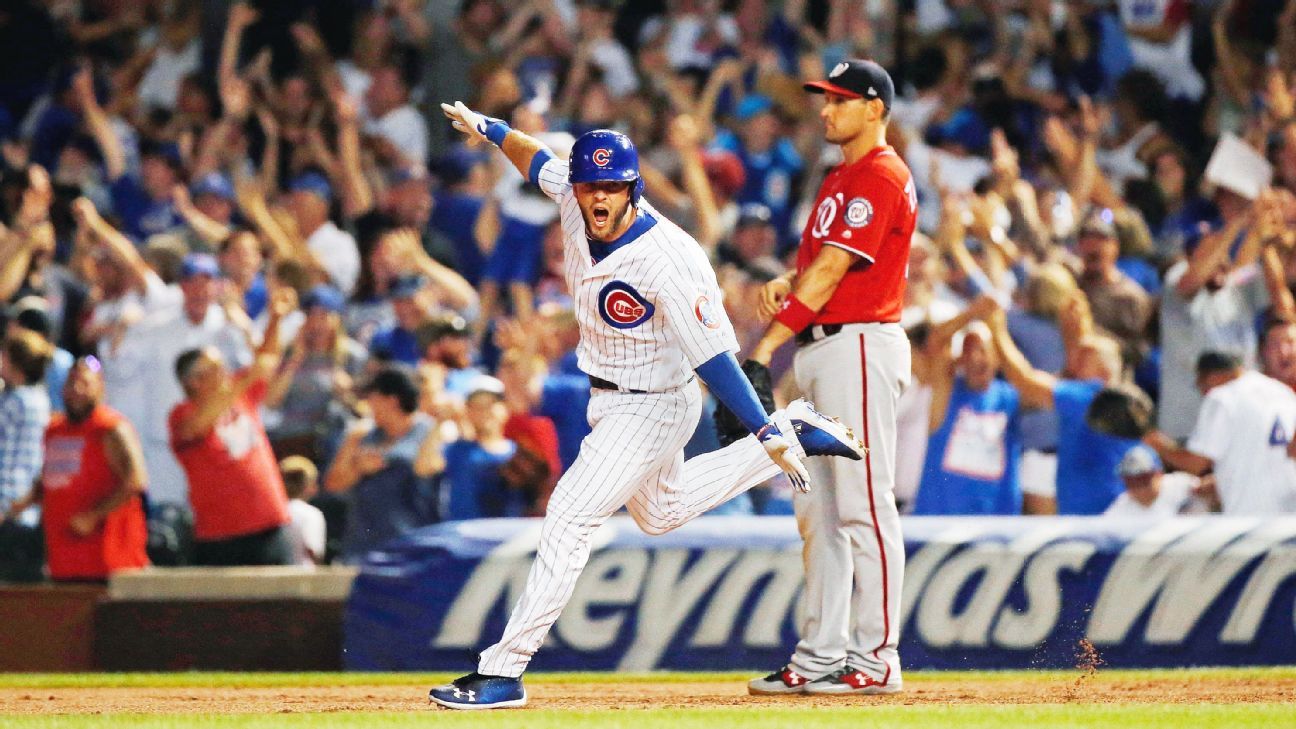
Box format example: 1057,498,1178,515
2,666,1294,688
3,705,1295,729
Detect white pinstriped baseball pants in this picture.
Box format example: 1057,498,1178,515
790,323,909,686
477,379,798,677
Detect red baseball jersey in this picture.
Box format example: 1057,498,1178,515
796,145,917,324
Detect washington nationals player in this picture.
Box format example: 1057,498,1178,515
429,102,868,709
746,60,917,696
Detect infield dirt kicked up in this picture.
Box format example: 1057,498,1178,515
1,668,1294,715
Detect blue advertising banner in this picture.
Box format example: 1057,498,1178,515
343,516,1296,671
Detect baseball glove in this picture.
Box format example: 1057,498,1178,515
1085,382,1154,439
713,360,776,446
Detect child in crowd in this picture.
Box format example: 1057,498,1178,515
280,456,327,566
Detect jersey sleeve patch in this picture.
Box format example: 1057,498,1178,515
694,295,721,329
598,280,655,329
844,197,873,227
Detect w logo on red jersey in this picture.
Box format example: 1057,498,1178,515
598,281,654,329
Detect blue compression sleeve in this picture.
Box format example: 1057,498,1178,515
484,118,511,147
695,352,771,435
528,149,555,185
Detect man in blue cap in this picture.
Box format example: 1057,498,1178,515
710,94,803,251
427,94,867,708
113,141,187,242
287,170,360,295
1103,443,1208,516
74,66,183,242
172,172,238,252
370,275,432,366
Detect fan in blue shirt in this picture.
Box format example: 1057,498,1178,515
985,296,1134,515
441,383,525,521
915,316,1023,516
711,95,803,251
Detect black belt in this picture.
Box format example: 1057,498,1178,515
589,374,695,394
796,323,844,346
589,375,648,393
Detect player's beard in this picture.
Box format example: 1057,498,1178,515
583,197,633,241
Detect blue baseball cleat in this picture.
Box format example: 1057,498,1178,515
429,672,527,710
787,398,868,460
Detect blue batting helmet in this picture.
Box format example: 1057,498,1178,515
569,129,644,204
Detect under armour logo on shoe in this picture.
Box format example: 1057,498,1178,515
784,669,806,686
845,671,880,689
452,688,476,701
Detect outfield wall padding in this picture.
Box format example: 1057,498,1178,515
0,584,104,671
343,516,1296,671
95,599,345,671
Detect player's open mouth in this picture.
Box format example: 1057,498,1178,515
592,206,609,226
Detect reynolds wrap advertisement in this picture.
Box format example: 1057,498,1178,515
343,516,1296,670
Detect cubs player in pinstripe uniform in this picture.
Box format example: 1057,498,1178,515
429,100,868,710
745,60,917,696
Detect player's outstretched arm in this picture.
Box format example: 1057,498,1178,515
696,352,811,492
440,100,555,188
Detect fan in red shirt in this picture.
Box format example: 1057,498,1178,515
5,356,149,581
168,289,295,566
747,60,916,696
497,349,563,515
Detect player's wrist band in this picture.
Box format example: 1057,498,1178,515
755,422,778,441
773,294,817,334
484,119,511,147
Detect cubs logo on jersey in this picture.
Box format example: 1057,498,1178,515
598,280,654,329
694,295,720,329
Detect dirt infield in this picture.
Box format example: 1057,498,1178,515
2,674,1293,714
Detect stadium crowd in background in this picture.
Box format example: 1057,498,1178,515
1,0,1296,575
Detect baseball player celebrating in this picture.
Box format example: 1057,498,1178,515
742,60,917,696
429,101,867,710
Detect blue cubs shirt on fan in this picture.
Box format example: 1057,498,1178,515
540,373,593,471
1054,379,1134,514
430,191,487,286
712,126,803,248
110,175,183,242
442,440,523,520
369,326,420,365
914,377,1022,516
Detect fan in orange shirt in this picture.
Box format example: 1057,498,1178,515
5,356,149,581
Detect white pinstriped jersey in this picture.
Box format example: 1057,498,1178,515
536,158,739,392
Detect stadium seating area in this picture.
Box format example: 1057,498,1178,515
0,0,1295,579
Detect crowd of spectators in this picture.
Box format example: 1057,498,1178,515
1,0,1295,578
